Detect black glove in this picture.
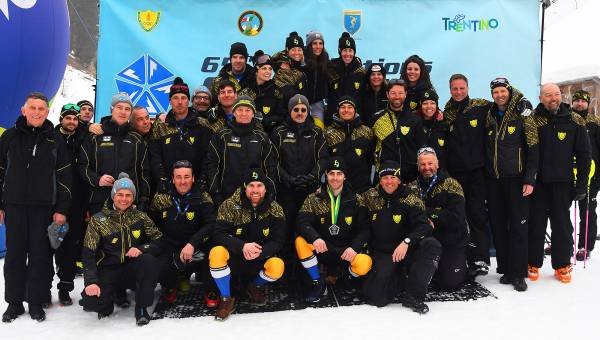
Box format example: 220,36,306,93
289,176,305,188
136,199,148,212
158,178,170,193
573,188,587,202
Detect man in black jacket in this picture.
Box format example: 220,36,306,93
528,83,591,284
410,148,468,292
150,160,217,306
1,92,72,322
209,168,285,321
295,157,372,303
443,74,492,276
210,42,256,99
571,90,600,260
362,160,441,313
484,79,537,291
78,93,151,214
149,77,213,194
81,173,163,326
53,104,88,306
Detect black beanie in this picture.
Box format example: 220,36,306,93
326,157,346,173
169,77,190,99
338,32,356,54
286,31,304,50
420,89,439,107
230,42,249,59
60,104,80,121
490,77,511,93
378,160,401,179
337,95,356,111
243,168,268,187
572,89,591,103
366,63,386,79
77,100,94,110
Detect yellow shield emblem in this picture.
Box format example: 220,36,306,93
334,83,339,90
393,214,402,224
469,119,478,128
355,148,362,156
189,136,195,144
299,82,304,90
372,213,377,221
354,82,360,90
262,227,270,237
162,211,167,219
263,106,270,114
186,212,195,220
236,227,243,236
438,138,445,147
345,216,353,225
165,137,171,145
138,10,161,32
132,230,141,239
410,101,417,110
400,126,410,135
558,132,566,140
507,126,516,135
111,238,118,244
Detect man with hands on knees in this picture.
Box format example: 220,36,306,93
295,157,372,304
80,173,164,326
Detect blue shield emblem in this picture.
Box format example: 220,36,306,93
344,10,362,35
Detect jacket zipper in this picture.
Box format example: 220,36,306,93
518,147,522,173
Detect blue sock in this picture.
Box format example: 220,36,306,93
210,266,231,298
300,255,320,281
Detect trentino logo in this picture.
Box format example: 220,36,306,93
114,54,175,115
0,0,36,20
442,14,499,32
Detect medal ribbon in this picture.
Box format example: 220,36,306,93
327,188,341,226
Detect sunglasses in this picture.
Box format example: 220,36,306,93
62,103,80,111
194,95,210,101
417,146,437,157
293,107,307,113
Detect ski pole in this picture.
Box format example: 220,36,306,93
584,160,596,268
573,200,578,266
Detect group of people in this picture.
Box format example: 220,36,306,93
1,30,598,326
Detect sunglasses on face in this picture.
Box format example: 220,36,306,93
293,107,307,113
195,96,210,101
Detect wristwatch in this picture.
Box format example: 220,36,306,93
403,237,411,245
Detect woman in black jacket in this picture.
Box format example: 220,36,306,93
414,89,448,169
401,55,434,112
358,63,388,127
304,30,329,129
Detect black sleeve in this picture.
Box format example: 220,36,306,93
189,201,216,248
54,133,73,215
262,137,279,196
0,131,11,207
296,196,321,243
270,130,293,188
137,139,151,205
523,115,539,186
258,211,286,259
312,130,330,179
406,200,433,242
204,134,224,205
575,123,592,194
350,203,370,251
139,213,165,256
427,191,466,234
78,134,101,188
148,135,168,192
82,218,101,286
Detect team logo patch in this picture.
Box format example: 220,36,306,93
343,10,362,35
132,230,141,239
111,238,118,244
400,126,410,135
320,217,325,224
469,119,478,128
186,212,195,220
558,132,566,140
262,227,270,237
345,216,353,225
162,211,167,219
334,83,339,90
165,137,171,144
355,148,362,156
189,136,195,144
252,171,259,179
507,126,516,134
354,82,360,90
236,227,243,236
263,106,270,114
299,82,303,90
438,138,445,146
138,10,160,32
238,10,263,36
393,214,402,224
372,213,377,221
410,101,417,110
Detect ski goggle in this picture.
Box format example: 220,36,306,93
490,77,510,89
62,103,80,112
417,146,437,157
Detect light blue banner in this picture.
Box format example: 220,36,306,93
97,0,541,119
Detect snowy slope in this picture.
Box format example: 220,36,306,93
48,65,96,126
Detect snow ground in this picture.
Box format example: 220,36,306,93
1,234,599,340
47,65,96,126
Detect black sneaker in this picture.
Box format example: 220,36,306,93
499,275,512,285
115,290,130,308
59,290,73,306
512,278,528,292
135,306,150,326
28,304,46,322
2,303,25,323
401,294,429,314
305,278,328,304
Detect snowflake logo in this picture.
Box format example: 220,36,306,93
114,54,175,115
0,0,37,20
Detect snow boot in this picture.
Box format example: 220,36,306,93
401,294,429,314
527,265,539,281
135,306,150,326
512,278,528,292
305,278,327,304
59,290,73,306
214,296,235,321
28,304,46,322
2,303,25,323
554,265,572,283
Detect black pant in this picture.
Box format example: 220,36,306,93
363,237,441,307
278,188,310,276
450,168,490,264
83,254,159,315
433,243,468,291
486,177,529,278
3,205,54,305
578,187,598,251
55,198,86,292
529,182,573,269
158,248,216,292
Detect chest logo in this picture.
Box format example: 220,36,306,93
558,132,566,140
410,101,417,110
132,230,141,239
263,106,271,114
262,227,270,237
345,216,353,225
186,212,195,220
507,126,516,134
354,82,360,90
189,136,195,144
393,214,402,224
372,213,377,221
236,227,243,236
437,138,445,147
162,211,167,219
299,82,304,90
320,217,325,224
231,136,240,143
111,237,118,244
355,148,362,156
469,119,478,128
165,137,171,144
400,126,410,135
